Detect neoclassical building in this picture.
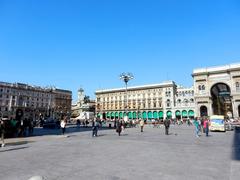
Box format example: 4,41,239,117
95,81,195,121
192,63,240,118
0,81,72,120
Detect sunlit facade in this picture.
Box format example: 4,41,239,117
193,63,240,118
95,81,195,121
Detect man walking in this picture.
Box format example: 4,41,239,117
163,119,170,135
116,120,122,136
203,118,210,136
92,119,99,137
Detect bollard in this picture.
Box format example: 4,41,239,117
28,176,45,180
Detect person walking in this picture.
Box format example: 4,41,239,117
203,118,210,136
92,119,99,137
60,117,67,135
193,118,200,137
163,119,170,135
0,118,6,147
140,118,144,132
116,120,122,136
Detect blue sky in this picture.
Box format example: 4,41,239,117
0,0,240,102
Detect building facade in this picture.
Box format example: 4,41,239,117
95,81,195,121
0,82,72,120
192,63,240,118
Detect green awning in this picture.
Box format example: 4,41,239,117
175,111,181,116
133,112,137,119
153,111,158,119
182,110,187,117
159,111,163,118
107,112,111,117
188,110,194,117
142,112,147,119
148,111,153,119
128,112,133,119
167,111,172,117
119,112,123,118
111,112,115,117
123,112,127,117
97,113,101,117
115,112,119,117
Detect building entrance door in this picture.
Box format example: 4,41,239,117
211,83,232,117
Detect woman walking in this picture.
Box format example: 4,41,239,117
60,117,67,135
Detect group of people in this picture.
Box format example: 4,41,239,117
193,118,210,137
0,117,36,148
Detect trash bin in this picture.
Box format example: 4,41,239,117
109,124,112,128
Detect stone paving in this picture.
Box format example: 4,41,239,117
0,125,240,180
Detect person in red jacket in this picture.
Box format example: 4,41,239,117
203,119,210,136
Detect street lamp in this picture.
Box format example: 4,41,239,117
120,72,134,122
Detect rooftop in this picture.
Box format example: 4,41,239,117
193,63,240,75
95,81,176,94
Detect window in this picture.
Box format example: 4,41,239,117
166,99,171,107
198,85,202,90
153,102,156,108
202,85,205,90
236,82,240,91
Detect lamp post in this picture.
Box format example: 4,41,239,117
120,72,134,122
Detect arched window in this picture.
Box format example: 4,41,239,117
202,85,205,90
190,98,194,103
184,99,188,106
198,85,202,90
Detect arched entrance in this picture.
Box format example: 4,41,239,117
200,106,208,117
166,111,172,119
211,83,232,116
175,110,181,120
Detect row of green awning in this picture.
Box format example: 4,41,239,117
98,110,194,119
175,110,194,117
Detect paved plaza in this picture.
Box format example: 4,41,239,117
0,125,240,180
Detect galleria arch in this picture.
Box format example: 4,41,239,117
192,64,240,118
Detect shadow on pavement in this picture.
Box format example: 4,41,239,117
6,140,34,146
31,126,115,137
232,127,240,161
0,146,29,153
